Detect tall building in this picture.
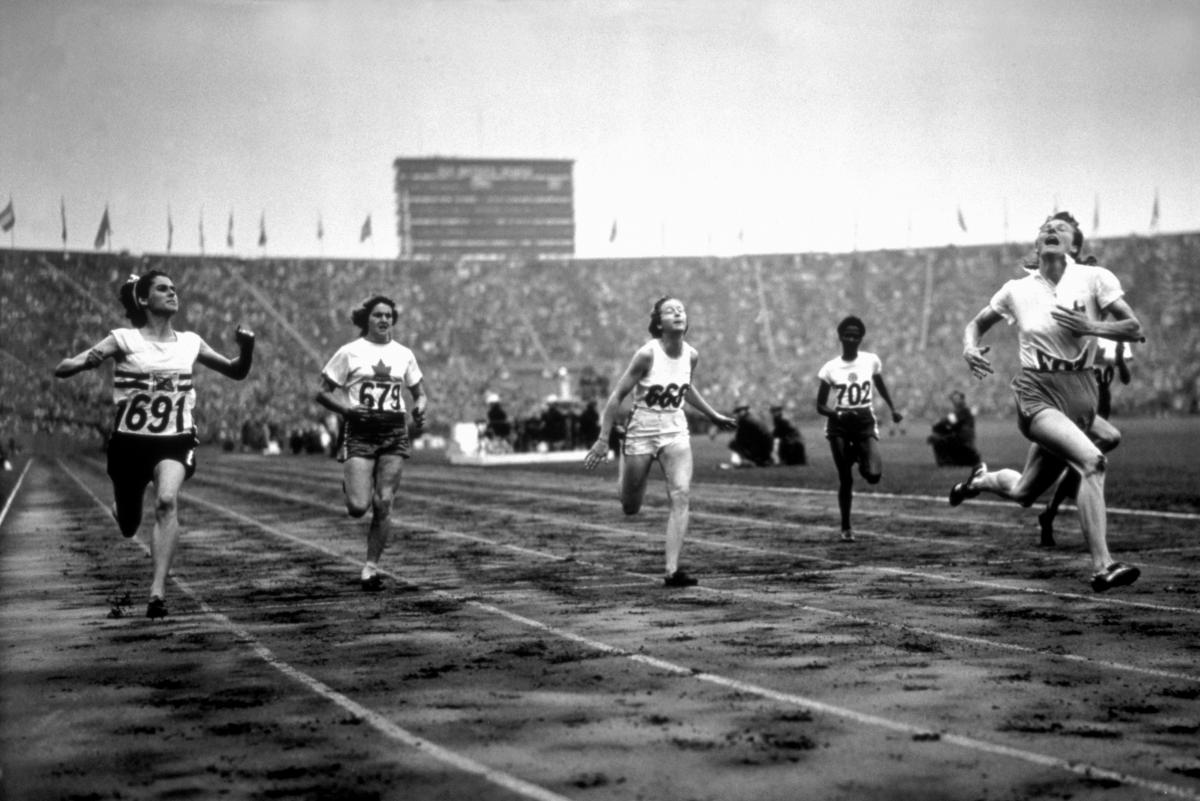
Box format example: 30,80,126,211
393,157,574,259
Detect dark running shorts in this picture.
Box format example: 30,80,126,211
1011,368,1097,438
106,431,198,490
825,408,878,443
339,412,411,461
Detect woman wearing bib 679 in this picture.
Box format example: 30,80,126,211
54,271,255,619
584,296,735,587
317,295,427,592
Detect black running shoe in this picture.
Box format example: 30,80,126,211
1091,562,1140,593
949,462,987,507
146,597,168,619
361,574,383,592
663,570,698,588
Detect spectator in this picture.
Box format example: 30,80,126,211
927,390,980,467
727,403,775,467
770,404,807,466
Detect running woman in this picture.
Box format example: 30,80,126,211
54,271,255,619
316,295,427,592
950,211,1145,591
815,315,903,542
583,296,736,587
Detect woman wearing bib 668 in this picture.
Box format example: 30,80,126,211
55,271,255,619
317,295,427,592
584,296,736,587
950,211,1145,592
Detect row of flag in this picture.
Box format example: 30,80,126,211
0,198,375,251
952,192,1161,236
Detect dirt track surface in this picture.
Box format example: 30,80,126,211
2,449,1199,801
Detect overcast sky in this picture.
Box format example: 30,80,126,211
2,0,1197,259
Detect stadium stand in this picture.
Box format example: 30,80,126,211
2,232,1196,451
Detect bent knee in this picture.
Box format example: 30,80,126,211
1080,452,1107,479
862,472,882,485
346,501,370,518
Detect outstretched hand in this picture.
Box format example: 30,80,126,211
712,413,737,431
235,326,255,348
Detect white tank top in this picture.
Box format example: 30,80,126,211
110,327,203,437
632,339,694,414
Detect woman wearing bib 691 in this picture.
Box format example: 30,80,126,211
54,271,255,619
317,295,427,592
584,297,735,587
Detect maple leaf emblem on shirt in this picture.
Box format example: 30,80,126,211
371,359,392,379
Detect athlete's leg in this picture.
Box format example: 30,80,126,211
1028,410,1114,573
366,453,405,565
342,456,376,518
828,436,856,533
858,436,883,484
618,452,655,515
656,438,693,576
971,438,1064,507
111,479,148,538
147,460,187,601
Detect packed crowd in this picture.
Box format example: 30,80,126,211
2,231,1196,450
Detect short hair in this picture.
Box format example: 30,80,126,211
1048,211,1084,257
648,296,686,337
351,295,399,334
118,270,170,327
836,315,865,337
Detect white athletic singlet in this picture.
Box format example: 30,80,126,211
321,338,423,418
817,351,882,415
989,257,1124,371
626,339,694,437
110,328,203,437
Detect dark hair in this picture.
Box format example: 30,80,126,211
351,295,399,335
118,270,170,327
836,315,865,337
1048,211,1085,257
648,296,686,337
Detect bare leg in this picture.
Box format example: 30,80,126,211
148,460,187,602
657,438,693,576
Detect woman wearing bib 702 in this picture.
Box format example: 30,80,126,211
54,271,255,619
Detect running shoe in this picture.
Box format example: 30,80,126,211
948,462,988,507
146,597,168,619
840,530,856,542
663,570,698,588
1091,562,1140,592
361,574,383,592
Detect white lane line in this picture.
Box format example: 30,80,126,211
57,460,575,801
0,457,33,528
70,461,1200,799
191,466,1200,648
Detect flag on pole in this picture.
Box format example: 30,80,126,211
226,211,234,249
956,205,967,233
94,206,111,249
360,214,372,242
167,205,174,252
1092,194,1099,234
1150,189,1160,231
199,208,206,254
60,197,67,246
0,198,15,233
317,214,324,241
608,219,617,243
258,211,267,247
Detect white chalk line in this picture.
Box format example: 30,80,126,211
55,459,575,801
62,458,1200,799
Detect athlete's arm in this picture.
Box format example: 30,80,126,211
197,326,255,380
872,374,903,424
407,379,427,430
315,375,351,418
55,334,119,378
815,380,837,419
963,305,1003,379
583,345,651,469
